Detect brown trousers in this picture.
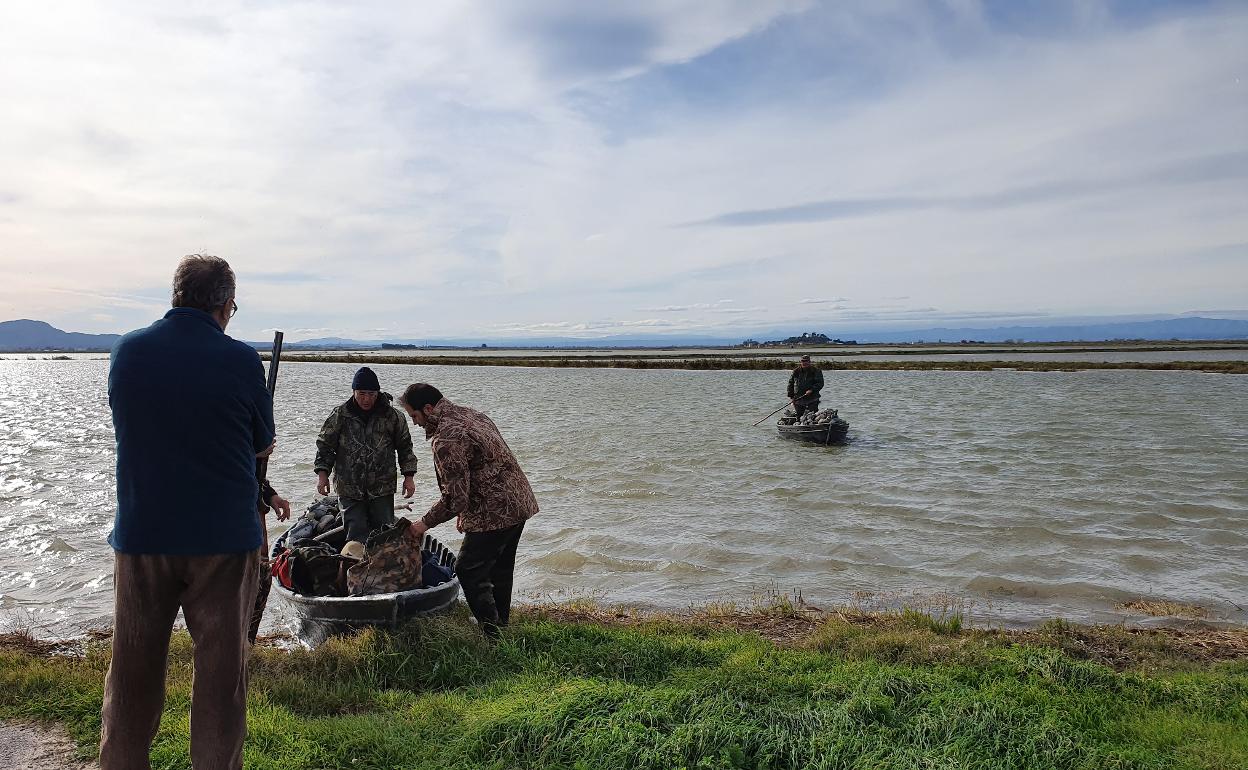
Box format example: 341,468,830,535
100,550,260,770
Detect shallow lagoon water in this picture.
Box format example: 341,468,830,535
1,359,1245,636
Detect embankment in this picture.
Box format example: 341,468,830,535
2,604,1246,769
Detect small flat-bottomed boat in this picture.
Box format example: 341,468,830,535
777,413,849,444
271,508,461,643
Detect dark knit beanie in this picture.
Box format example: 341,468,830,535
352,367,381,391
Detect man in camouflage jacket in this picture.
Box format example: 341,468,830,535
400,383,538,639
314,367,418,547
787,354,825,417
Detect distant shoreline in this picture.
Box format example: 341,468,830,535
3,339,1247,356
268,353,1248,374
5,347,1247,373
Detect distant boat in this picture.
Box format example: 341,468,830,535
777,413,849,444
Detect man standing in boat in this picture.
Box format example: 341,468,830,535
103,254,271,769
314,367,418,558
787,354,824,417
399,383,539,640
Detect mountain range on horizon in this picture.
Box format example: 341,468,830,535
3,316,1248,352
0,319,124,351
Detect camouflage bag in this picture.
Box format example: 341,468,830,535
346,517,423,596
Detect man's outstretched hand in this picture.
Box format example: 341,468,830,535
406,519,429,549
269,494,292,521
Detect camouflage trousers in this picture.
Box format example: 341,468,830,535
794,397,820,417
457,521,525,639
341,495,396,544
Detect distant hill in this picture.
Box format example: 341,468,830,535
287,337,379,349
0,320,121,351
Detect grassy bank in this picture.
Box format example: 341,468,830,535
2,605,1246,769
274,352,1248,374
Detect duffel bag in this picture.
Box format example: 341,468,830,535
276,539,351,596
346,517,423,596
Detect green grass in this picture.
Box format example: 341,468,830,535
2,609,1246,769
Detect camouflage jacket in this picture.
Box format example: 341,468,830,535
314,393,418,501
787,365,825,401
420,399,539,533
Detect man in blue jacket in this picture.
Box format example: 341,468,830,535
102,254,274,770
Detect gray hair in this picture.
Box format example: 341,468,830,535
171,254,235,312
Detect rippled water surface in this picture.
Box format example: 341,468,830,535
1,359,1245,636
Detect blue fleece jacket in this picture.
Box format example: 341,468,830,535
108,307,274,554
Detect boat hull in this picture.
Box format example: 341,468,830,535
777,419,849,444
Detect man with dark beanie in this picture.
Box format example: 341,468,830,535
399,383,538,639
103,254,272,769
315,366,418,555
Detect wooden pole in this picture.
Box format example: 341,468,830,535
250,330,285,643
265,331,284,396
257,331,284,487
752,398,795,427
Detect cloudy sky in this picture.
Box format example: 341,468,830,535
1,0,1245,341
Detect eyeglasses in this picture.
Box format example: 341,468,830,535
229,300,238,318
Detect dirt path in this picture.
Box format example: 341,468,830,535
0,721,97,770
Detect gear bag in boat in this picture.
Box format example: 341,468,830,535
346,517,423,596
273,539,352,596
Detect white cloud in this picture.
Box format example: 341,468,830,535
638,299,736,312
0,1,1244,340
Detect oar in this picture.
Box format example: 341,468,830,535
752,398,795,427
